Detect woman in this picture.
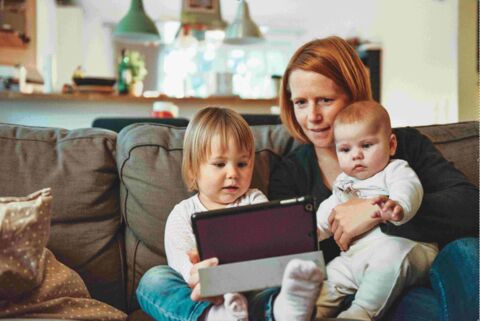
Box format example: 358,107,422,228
268,36,478,318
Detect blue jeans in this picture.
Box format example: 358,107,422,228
136,265,280,321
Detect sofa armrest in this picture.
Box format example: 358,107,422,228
429,237,479,321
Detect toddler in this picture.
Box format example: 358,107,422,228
315,101,438,320
162,107,323,321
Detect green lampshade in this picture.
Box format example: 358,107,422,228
113,0,160,43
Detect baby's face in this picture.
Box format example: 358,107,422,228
334,121,396,180
196,135,253,210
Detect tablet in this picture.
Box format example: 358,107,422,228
191,196,318,264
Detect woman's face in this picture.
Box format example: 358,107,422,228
289,69,350,148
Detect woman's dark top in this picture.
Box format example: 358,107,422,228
268,127,478,262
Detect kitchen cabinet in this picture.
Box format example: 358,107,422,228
0,1,84,91
0,0,36,66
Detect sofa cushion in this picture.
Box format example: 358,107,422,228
117,123,296,310
416,121,479,187
0,124,125,311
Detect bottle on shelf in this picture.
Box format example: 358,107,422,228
117,49,132,95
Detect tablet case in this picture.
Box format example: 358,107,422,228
192,196,318,264
199,250,326,297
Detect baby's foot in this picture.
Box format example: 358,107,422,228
273,259,323,321
224,292,248,320
204,293,248,321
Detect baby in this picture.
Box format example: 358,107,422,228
315,101,438,320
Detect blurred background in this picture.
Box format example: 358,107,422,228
0,0,477,128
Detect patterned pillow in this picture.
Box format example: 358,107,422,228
0,188,52,299
0,188,127,321
0,248,127,321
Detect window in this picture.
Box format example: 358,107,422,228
115,21,303,98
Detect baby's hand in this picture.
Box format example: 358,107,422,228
371,196,404,222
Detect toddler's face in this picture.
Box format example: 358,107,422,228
197,135,254,210
334,121,396,180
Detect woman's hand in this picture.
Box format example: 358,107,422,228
328,198,382,251
186,249,223,304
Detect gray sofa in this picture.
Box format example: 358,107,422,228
0,121,478,321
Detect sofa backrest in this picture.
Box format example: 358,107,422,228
1,120,476,314
0,123,125,311
116,123,297,310
416,121,479,188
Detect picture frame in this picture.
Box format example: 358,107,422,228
184,0,217,13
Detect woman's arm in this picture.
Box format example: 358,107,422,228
381,128,479,246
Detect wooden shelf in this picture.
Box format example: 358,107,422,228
0,29,28,48
0,92,278,105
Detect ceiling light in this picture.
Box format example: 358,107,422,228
224,0,263,45
113,0,160,44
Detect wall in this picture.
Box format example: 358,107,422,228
36,0,56,90
276,0,470,126
458,0,478,122
54,6,84,91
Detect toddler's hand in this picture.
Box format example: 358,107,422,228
186,249,223,304
371,196,404,222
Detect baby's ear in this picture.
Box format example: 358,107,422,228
389,133,398,156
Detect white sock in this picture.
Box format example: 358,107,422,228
204,292,248,321
224,292,248,320
273,259,323,321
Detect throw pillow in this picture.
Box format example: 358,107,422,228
0,248,127,321
0,188,52,299
0,188,127,320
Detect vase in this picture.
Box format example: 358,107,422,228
130,80,144,97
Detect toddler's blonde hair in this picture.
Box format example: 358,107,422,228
182,106,255,191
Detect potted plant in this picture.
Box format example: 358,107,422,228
127,51,147,97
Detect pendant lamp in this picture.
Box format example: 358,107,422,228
180,0,226,30
177,0,226,41
113,0,160,43
224,0,263,45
